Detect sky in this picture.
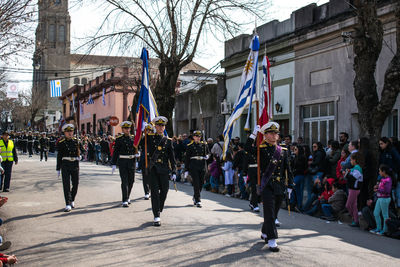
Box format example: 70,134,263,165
9,0,329,92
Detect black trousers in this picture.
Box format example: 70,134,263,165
22,142,27,153
150,167,169,218
261,186,284,241
118,159,135,202
190,166,205,203
28,143,33,156
61,163,79,206
1,161,13,191
143,171,150,195
248,167,261,207
40,149,48,161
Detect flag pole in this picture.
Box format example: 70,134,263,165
144,130,148,175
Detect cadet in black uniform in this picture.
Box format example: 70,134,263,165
39,132,49,161
27,131,33,157
184,130,209,208
57,124,80,212
246,122,293,252
138,123,155,200
145,116,176,226
243,140,261,212
111,121,137,207
34,132,40,154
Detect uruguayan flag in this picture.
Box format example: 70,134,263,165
87,94,94,105
50,80,62,97
222,34,259,159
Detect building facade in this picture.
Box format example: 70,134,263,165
222,0,399,145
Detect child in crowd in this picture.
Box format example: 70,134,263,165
208,155,220,193
222,153,234,197
345,152,364,227
370,164,393,235
321,182,347,220
0,253,18,266
336,149,349,190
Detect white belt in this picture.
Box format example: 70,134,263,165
191,156,205,160
62,157,79,161
249,164,258,168
119,155,135,159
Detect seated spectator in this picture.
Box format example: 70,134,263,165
370,164,393,235
305,142,326,207
304,178,334,216
321,182,347,220
0,253,18,266
386,218,400,238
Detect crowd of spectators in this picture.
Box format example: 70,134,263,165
171,130,400,240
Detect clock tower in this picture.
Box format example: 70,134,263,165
33,0,70,116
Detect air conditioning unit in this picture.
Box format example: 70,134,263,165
221,99,232,115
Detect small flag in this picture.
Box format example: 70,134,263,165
50,80,62,97
102,88,106,106
87,94,94,105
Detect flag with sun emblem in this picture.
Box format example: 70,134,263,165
222,34,259,159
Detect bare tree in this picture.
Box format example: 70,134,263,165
0,0,35,62
81,0,264,134
353,0,400,173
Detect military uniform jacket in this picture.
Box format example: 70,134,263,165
184,141,209,171
245,137,293,195
111,134,136,165
56,138,80,170
39,137,49,150
27,135,33,143
144,133,176,175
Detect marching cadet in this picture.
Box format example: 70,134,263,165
21,131,27,154
39,132,49,161
27,131,34,157
246,122,293,252
56,124,80,212
144,116,176,226
184,130,209,208
111,121,137,207
139,123,155,200
243,138,261,213
34,132,40,154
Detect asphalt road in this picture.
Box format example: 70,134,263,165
1,155,399,266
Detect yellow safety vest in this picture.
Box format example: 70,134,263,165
0,139,14,161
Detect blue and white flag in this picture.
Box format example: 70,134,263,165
50,80,62,97
87,94,94,105
222,34,259,159
102,88,106,106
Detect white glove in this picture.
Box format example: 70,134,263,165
204,155,209,160
143,122,148,128
251,125,261,139
171,174,177,181
184,171,189,179
135,152,141,158
111,165,116,174
57,170,61,178
287,188,293,199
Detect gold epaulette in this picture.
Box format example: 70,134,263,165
147,133,155,136
116,134,123,139
59,138,65,143
260,144,267,148
187,141,194,146
281,147,288,151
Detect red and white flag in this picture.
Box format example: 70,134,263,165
258,56,272,143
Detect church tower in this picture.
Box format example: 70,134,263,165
33,0,70,114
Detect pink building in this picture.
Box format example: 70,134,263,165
61,67,137,135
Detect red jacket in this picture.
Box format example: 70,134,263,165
336,157,347,184
0,253,8,263
319,189,334,201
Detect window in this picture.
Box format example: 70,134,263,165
81,78,87,84
59,25,65,42
387,110,399,138
49,24,56,43
302,102,335,146
74,78,80,85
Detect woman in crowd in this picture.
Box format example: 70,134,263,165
325,140,341,179
305,142,326,206
222,152,234,197
359,137,375,209
345,152,364,227
336,149,350,190
292,145,307,211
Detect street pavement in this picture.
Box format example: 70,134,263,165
1,155,399,266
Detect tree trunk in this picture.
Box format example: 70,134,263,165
154,60,181,135
353,0,400,184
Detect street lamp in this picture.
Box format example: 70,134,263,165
275,102,283,113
